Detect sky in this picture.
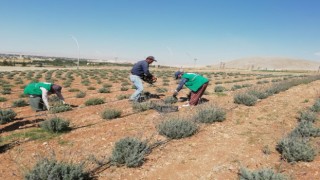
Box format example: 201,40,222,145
0,0,320,66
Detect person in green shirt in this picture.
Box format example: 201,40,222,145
24,82,65,111
173,71,209,106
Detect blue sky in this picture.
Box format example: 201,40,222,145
0,0,319,66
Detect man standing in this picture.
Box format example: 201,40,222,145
24,82,65,111
173,71,209,106
129,56,157,102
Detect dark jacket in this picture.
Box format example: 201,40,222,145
131,60,153,78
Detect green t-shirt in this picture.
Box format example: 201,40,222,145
182,73,209,92
24,82,52,95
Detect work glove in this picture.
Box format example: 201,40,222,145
151,76,157,83
173,90,178,97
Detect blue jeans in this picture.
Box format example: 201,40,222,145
129,75,143,102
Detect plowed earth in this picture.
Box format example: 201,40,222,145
1,68,320,179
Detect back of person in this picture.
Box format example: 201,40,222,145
131,60,148,77
182,73,209,92
24,82,52,95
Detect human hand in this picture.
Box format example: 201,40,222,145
173,91,178,97
152,76,157,83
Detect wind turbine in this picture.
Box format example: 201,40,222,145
71,35,80,69
186,52,198,68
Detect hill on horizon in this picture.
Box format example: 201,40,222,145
215,57,320,71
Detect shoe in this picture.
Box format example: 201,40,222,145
182,103,190,107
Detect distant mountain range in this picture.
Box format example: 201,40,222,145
215,57,320,71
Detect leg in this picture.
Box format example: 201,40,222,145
29,96,43,111
189,83,208,106
129,75,144,102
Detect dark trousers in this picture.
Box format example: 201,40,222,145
29,96,46,111
189,82,208,106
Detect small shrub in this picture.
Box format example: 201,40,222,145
132,102,151,112
214,85,226,92
85,98,105,106
103,83,112,88
231,85,242,91
116,94,130,100
247,90,269,99
163,96,178,104
0,109,17,124
50,104,72,113
288,120,320,138
0,97,7,102
68,88,80,92
12,99,28,107
234,93,257,106
101,108,122,120
40,117,70,133
298,111,317,123
262,145,271,155
157,119,198,139
276,137,316,162
25,158,91,180
239,167,287,180
156,87,168,93
76,91,86,98
120,86,129,91
1,88,11,94
110,137,149,167
48,95,61,103
98,87,110,93
310,99,320,112
87,86,96,90
19,93,29,98
193,106,226,123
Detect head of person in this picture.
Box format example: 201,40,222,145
174,71,184,79
146,56,157,64
49,84,63,96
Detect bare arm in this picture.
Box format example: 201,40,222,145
40,87,50,110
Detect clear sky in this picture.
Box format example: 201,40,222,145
0,0,319,66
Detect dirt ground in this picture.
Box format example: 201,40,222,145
1,67,320,179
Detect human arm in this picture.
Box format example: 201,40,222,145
173,78,187,97
142,61,153,77
40,87,50,110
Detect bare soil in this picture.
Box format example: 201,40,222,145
1,68,320,179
